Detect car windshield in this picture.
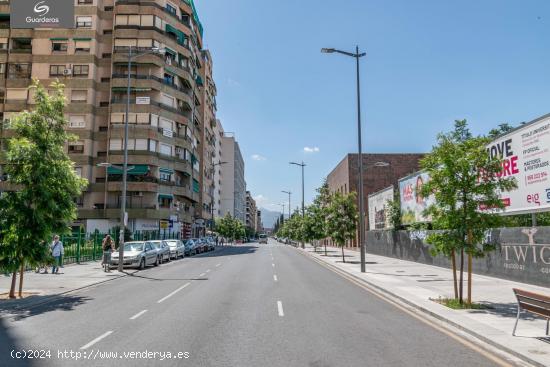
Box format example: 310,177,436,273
124,242,144,251
259,235,266,239
148,241,161,248
165,241,178,247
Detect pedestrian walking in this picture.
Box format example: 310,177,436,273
101,235,115,272
220,237,225,246
50,235,64,274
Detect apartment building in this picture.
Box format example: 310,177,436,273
0,0,217,238
245,191,257,232
219,133,245,223
212,118,224,218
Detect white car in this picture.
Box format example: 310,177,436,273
165,239,186,260
258,234,268,244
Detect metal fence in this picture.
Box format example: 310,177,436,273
60,229,183,265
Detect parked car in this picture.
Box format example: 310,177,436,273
206,237,215,251
196,238,208,253
110,241,159,269
184,239,197,256
165,239,185,260
258,234,268,244
149,240,171,263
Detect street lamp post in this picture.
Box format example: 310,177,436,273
322,46,367,272
289,161,306,249
281,190,291,220
116,46,164,272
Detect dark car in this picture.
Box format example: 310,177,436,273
184,239,198,256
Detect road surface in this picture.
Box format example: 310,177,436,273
0,239,506,366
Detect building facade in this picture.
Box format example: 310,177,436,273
219,133,245,223
245,190,257,233
0,0,218,239
212,118,224,218
326,153,424,246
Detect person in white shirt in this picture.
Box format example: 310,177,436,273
50,235,64,274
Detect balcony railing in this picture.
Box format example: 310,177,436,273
111,73,191,96
110,97,189,116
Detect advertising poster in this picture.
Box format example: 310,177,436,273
488,115,550,215
368,186,394,230
399,171,435,225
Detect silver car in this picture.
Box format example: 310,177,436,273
165,239,185,260
149,240,171,263
111,241,159,269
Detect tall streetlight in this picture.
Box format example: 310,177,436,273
321,46,367,272
210,161,228,229
113,46,164,272
279,203,286,225
281,190,291,219
289,161,306,249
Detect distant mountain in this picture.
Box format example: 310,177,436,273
259,208,286,229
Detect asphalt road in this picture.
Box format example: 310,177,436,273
0,239,505,367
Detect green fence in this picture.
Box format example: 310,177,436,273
60,229,183,265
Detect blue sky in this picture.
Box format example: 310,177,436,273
195,0,550,213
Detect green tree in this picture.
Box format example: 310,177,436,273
0,80,87,298
420,120,517,304
216,213,237,243
325,191,358,263
488,123,514,139
386,189,402,230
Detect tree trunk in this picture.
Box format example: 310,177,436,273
467,252,472,304
324,241,327,256
18,261,24,298
341,245,345,263
459,248,464,304
451,250,458,299
467,230,473,305
9,271,17,299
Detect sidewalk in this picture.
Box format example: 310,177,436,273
301,244,550,367
0,262,132,312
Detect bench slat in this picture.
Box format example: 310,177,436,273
520,303,550,318
516,295,550,310
514,288,550,303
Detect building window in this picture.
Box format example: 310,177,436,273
75,40,90,53
77,0,93,4
68,141,84,153
73,65,89,77
76,16,92,28
71,90,87,102
8,63,31,79
52,42,68,52
166,4,177,15
69,115,86,128
50,65,66,77
160,172,171,182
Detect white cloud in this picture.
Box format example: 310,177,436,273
303,146,320,153
227,77,241,87
253,194,269,206
251,154,266,161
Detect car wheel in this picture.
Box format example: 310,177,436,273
154,256,159,266
139,258,145,270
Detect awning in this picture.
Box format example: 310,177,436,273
159,167,174,174
73,38,92,41
192,179,200,193
165,24,185,45
195,75,204,86
158,193,174,200
107,165,149,175
50,38,68,41
164,47,176,56
182,171,191,177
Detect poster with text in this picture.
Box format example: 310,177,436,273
488,115,550,214
399,172,435,225
368,186,394,230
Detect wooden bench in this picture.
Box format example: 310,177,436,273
513,288,550,336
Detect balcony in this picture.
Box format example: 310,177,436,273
111,73,191,96
111,97,190,116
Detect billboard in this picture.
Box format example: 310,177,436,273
399,171,435,225
488,114,550,215
368,186,394,230
11,0,75,29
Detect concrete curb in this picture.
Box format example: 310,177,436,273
298,247,544,367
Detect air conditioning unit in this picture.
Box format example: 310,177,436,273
63,68,72,76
